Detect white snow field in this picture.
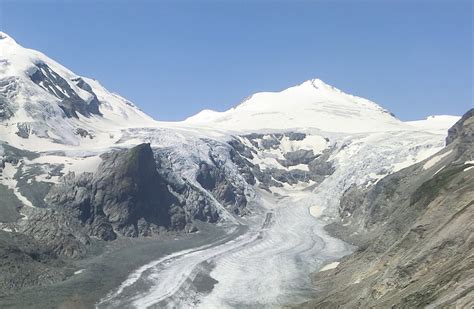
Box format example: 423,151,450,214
185,79,413,133
0,31,460,308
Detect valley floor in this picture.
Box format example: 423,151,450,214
0,223,235,309
0,187,352,309
96,189,352,308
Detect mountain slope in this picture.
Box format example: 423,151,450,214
185,79,415,133
0,31,156,150
299,108,474,308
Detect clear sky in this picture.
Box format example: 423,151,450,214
1,0,472,121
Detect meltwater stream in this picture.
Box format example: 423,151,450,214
96,190,352,308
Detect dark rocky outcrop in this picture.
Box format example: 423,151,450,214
29,62,101,118
15,122,31,138
196,160,248,216
0,184,22,223
46,143,185,240
307,148,335,180
299,109,474,308
446,108,473,145
75,128,94,139
228,134,335,191
278,149,317,167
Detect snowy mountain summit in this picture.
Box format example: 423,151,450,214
185,78,412,133
0,31,459,146
0,31,156,150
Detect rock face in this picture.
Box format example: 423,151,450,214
151,147,221,223
228,133,335,191
196,161,248,215
46,143,184,240
446,108,474,145
300,109,474,308
29,62,101,118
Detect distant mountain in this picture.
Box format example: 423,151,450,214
185,78,417,133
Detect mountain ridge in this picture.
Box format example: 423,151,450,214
1,31,459,140
184,78,459,134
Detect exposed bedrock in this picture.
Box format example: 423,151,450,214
446,108,473,145
29,62,101,118
300,109,474,308
228,133,335,191
278,149,318,167
46,143,186,240
152,148,220,224
196,161,248,215
194,140,254,216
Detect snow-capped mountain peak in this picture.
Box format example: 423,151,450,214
0,32,460,149
0,31,157,150
185,78,407,133
0,31,16,43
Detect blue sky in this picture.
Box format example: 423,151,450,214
1,0,472,121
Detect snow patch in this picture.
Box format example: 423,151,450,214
309,205,322,218
1,163,34,207
32,155,102,175
319,262,340,272
406,115,460,134
423,150,453,170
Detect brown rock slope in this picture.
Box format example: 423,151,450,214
299,108,473,308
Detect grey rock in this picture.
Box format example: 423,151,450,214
17,208,90,258
278,149,317,167
446,108,473,145
75,128,94,139
46,143,185,240
286,132,306,141
228,134,335,190
196,161,248,215
0,184,22,223
29,62,101,118
299,108,474,308
0,230,67,296
15,123,31,139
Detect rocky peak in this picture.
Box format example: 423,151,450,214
46,143,185,240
